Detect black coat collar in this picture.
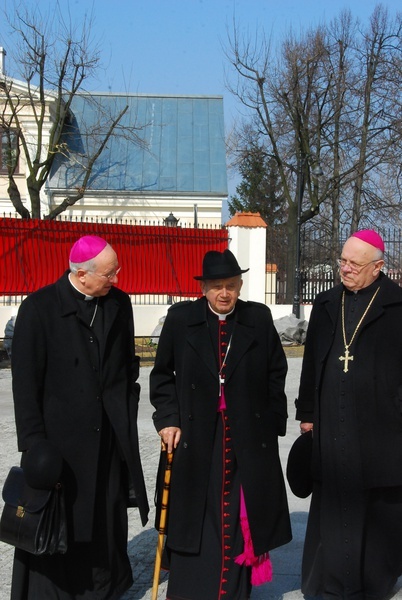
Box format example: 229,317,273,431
55,271,121,337
184,296,256,383
318,272,402,329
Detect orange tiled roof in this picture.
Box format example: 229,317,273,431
225,212,267,228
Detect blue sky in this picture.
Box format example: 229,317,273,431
1,0,401,205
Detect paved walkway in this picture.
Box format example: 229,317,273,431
0,359,401,599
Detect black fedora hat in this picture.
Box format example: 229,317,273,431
286,430,313,498
194,249,249,280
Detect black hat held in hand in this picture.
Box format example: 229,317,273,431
286,430,313,498
194,249,249,280
23,440,63,490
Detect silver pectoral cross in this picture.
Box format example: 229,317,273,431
339,347,354,373
219,375,225,397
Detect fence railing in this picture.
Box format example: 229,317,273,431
1,217,401,306
0,217,228,296
266,227,402,305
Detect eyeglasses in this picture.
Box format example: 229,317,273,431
336,258,378,273
89,267,121,280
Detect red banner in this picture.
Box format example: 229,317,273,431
0,218,228,296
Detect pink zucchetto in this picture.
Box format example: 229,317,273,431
69,235,108,263
351,229,385,253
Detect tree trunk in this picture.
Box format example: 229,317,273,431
7,177,30,219
27,177,42,219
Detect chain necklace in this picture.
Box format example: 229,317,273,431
339,287,380,373
89,298,99,328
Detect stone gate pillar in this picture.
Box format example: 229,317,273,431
226,212,267,303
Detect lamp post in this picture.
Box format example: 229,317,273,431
292,159,304,319
194,204,198,228
164,212,179,227
164,212,179,305
292,159,323,319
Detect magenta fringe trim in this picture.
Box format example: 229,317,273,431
234,489,273,586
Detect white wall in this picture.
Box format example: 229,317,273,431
133,304,312,336
228,225,266,304
0,303,313,339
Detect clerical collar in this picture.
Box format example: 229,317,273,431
208,303,235,321
68,272,94,301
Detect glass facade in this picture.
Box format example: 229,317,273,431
49,94,227,195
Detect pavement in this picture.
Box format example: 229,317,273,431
1,359,402,600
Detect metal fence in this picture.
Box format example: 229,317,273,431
266,227,402,306
1,217,401,307
0,215,228,298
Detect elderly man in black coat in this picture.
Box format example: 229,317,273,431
10,235,149,600
296,229,402,599
150,249,292,600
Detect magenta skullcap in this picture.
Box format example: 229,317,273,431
351,229,385,253
69,235,108,263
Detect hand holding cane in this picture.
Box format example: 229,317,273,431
151,441,174,600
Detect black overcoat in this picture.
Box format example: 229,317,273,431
11,271,149,542
296,272,402,488
150,297,292,557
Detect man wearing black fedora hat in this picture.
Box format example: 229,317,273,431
150,249,292,600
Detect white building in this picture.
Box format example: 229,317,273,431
0,47,227,226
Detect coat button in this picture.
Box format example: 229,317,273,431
255,413,261,418
188,414,194,420
191,384,196,389
93,426,101,432
262,443,267,448
89,336,94,343
183,442,188,449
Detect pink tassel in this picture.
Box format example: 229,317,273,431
251,553,273,586
235,489,273,586
234,517,253,565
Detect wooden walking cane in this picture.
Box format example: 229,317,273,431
151,442,174,600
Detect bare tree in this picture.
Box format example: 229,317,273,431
225,4,402,302
225,24,331,301
0,3,145,219
348,6,402,229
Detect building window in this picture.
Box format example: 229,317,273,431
0,128,19,174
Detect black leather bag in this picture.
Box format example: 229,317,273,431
0,466,68,555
